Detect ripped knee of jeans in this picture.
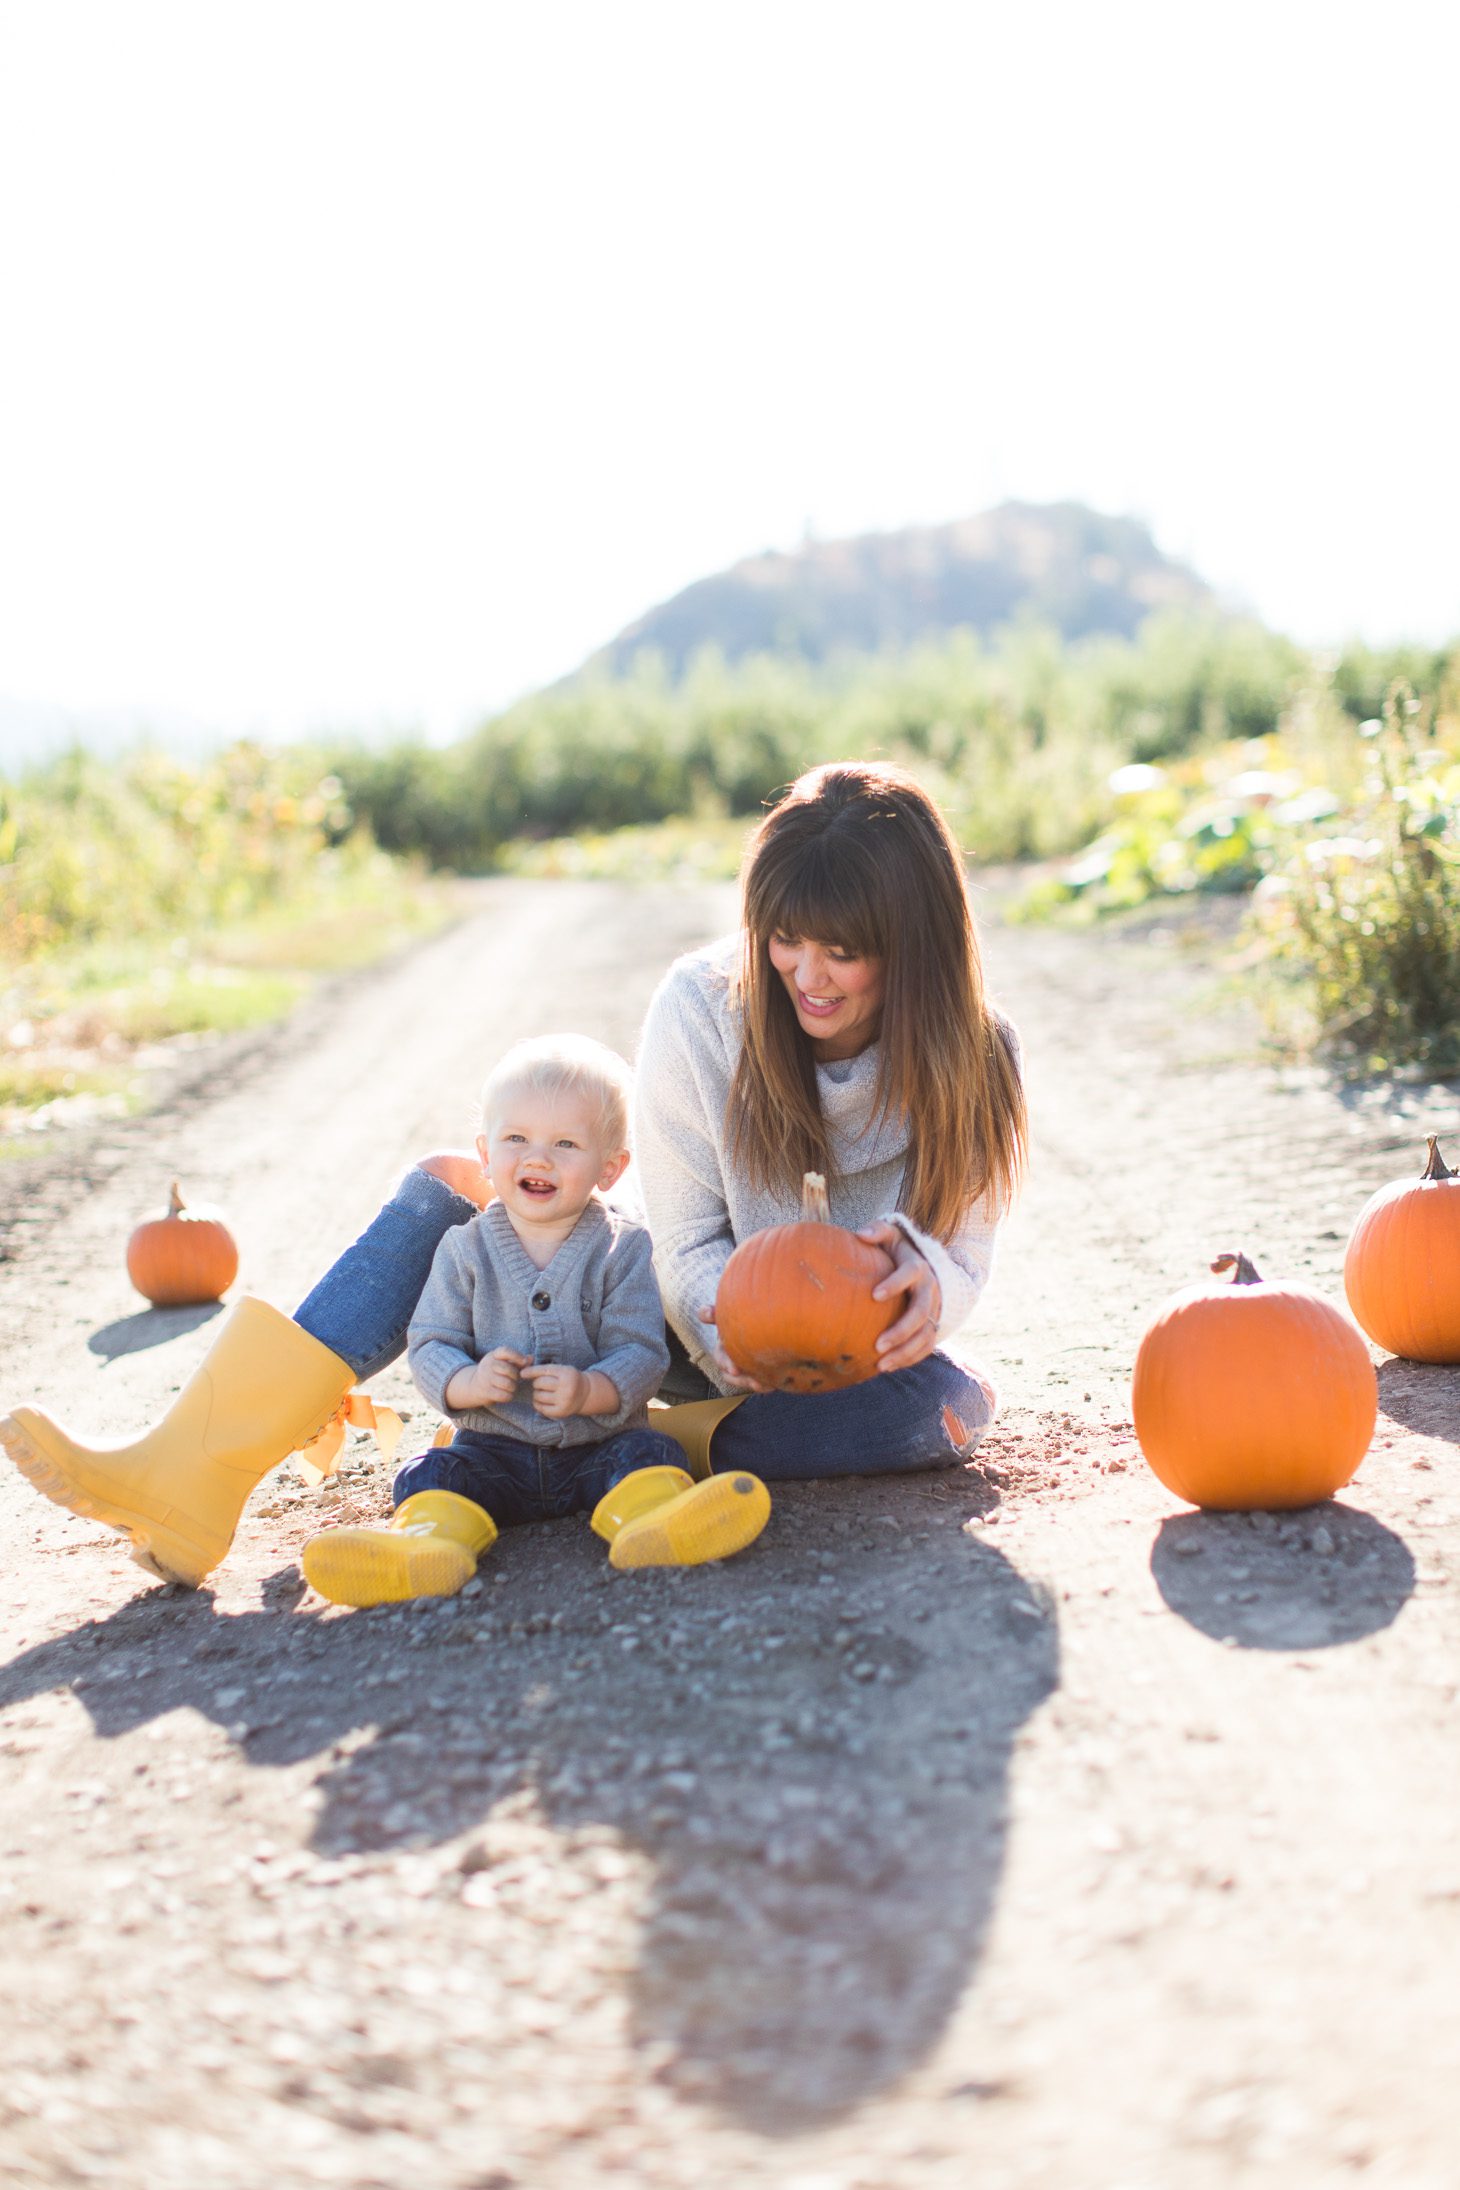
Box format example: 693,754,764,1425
940,1373,997,1458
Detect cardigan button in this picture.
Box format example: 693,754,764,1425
531,1291,551,1311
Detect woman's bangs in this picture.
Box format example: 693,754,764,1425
755,841,887,960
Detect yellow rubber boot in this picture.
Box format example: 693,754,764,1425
589,1465,694,1542
302,1490,498,1607
593,1466,771,1570
0,1298,353,1588
651,1396,747,1481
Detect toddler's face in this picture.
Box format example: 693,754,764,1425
477,1085,628,1234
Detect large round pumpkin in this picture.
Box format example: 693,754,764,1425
1344,1134,1460,1362
1132,1251,1376,1509
126,1181,239,1307
714,1172,899,1393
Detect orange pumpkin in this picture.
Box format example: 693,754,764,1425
126,1180,240,1307
714,1172,899,1393
1344,1134,1460,1363
1132,1251,1376,1510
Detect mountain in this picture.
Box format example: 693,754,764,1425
593,501,1218,677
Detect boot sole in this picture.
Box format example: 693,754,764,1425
302,1530,475,1607
0,1411,215,1588
610,1473,770,1569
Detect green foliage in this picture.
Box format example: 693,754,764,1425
1025,658,1460,1071
9,616,1459,1087
1015,746,1295,921
1255,685,1460,1070
1075,614,1305,761
0,743,361,961
331,612,1301,871
1328,641,1460,728
0,741,460,1136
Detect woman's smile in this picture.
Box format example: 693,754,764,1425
767,931,885,1060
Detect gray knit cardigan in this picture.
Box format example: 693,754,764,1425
632,935,1013,1393
408,1198,670,1445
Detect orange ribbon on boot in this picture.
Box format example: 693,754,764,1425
295,1392,406,1487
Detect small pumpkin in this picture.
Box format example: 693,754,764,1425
1344,1134,1460,1363
126,1180,240,1307
714,1172,899,1393
1132,1251,1376,1510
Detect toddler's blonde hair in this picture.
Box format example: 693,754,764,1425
478,1034,633,1154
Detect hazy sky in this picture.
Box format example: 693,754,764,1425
2,1,1456,755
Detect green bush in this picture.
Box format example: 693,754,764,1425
0,743,363,963
1020,660,1460,1070
1255,684,1460,1069
1077,614,1305,760
330,612,1303,871
0,741,460,1134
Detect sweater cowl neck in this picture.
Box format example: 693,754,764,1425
815,1043,908,1179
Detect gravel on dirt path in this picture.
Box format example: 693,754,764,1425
0,879,1456,2190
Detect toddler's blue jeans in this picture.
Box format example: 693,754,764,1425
392,1425,689,1528
295,1168,996,1484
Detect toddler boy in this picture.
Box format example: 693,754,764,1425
302,1034,768,1604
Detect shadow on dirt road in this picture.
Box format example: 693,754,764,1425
0,1477,1058,2133
1375,1358,1460,1444
86,1302,225,1361
1150,1503,1415,1648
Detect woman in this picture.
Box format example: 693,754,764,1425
0,762,1025,1589
631,759,1026,1481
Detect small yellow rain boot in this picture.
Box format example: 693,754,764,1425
592,1465,770,1570
590,1465,694,1537
0,1298,354,1588
303,1490,498,1607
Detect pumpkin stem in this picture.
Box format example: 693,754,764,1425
801,1172,832,1223
1422,1135,1456,1182
167,1180,186,1217
1210,1251,1262,1286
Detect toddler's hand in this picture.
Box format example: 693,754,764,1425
520,1362,591,1419
446,1346,528,1410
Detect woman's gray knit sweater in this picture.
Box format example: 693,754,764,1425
633,935,1011,1394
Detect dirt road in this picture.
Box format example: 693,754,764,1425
0,880,1457,2190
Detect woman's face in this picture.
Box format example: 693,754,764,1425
767,930,886,1062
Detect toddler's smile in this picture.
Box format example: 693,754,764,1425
477,1083,630,1253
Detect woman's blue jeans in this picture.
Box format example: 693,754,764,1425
295,1168,480,1382
294,1169,996,1483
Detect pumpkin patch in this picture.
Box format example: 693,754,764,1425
126,1181,240,1307
1132,1251,1376,1510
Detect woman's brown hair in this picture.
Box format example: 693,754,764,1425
729,761,1027,1238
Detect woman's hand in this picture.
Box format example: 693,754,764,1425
696,1308,771,1394
858,1222,943,1373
